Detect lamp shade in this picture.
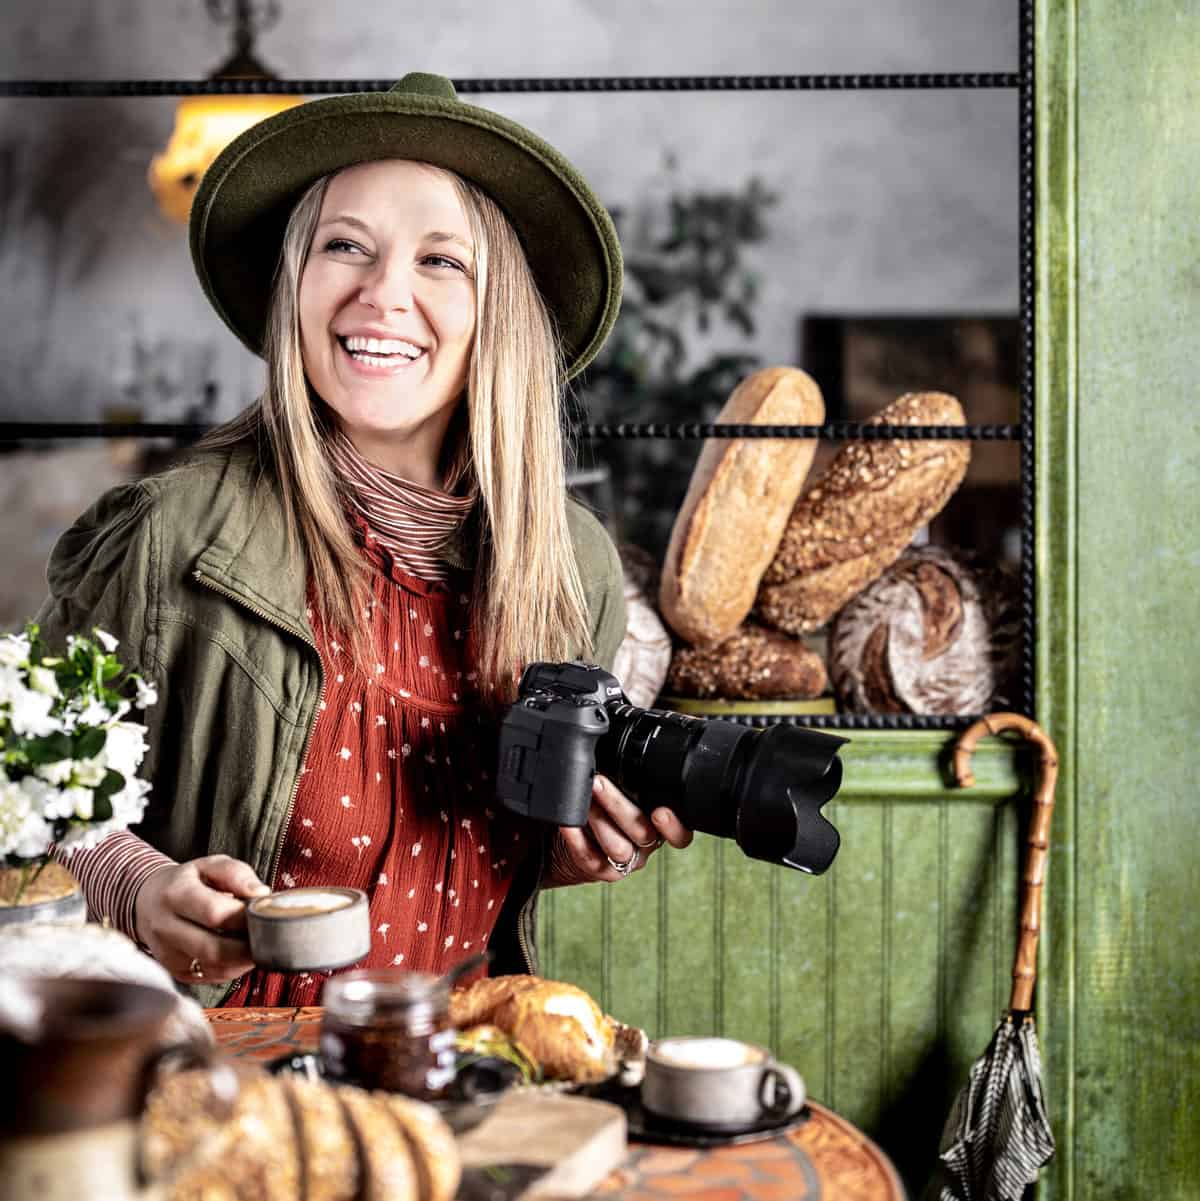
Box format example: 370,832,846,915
148,93,302,223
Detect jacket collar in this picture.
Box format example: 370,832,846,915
191,447,476,636
192,450,313,641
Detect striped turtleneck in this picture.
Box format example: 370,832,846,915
328,430,475,582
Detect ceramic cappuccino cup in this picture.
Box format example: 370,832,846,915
246,886,370,972
642,1036,806,1130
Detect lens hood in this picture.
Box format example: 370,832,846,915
734,726,847,874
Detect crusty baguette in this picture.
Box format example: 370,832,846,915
665,623,828,700
659,366,825,647
757,392,970,634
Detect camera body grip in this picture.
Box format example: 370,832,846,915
496,692,607,826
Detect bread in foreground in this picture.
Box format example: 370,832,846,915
141,1065,458,1201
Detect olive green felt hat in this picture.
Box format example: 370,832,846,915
189,72,622,379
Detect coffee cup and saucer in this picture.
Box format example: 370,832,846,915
245,886,371,972
581,1035,808,1147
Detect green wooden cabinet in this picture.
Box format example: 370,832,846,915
542,2,1200,1197
541,735,1029,1193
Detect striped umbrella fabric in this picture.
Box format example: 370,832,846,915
934,713,1060,1201
937,1015,1055,1201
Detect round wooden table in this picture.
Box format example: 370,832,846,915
207,1007,905,1201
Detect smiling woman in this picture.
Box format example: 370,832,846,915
33,72,694,1008
296,162,478,485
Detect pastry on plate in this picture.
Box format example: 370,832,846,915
450,974,619,1083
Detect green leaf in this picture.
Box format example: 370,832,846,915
92,793,114,822
74,726,107,760
95,769,125,802
25,733,74,765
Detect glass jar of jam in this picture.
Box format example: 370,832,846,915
319,969,455,1099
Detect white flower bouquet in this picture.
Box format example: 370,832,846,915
0,624,157,897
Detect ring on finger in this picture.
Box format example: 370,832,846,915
189,957,205,980
633,834,663,850
605,848,639,878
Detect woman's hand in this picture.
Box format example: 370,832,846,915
545,774,694,887
133,854,271,983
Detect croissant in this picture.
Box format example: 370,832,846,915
451,974,617,1083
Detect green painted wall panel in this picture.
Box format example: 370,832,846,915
538,744,1031,1200
827,802,887,1125
719,844,776,1049
777,850,833,1103
606,854,663,1037
540,875,604,1004
1071,1,1200,1197
661,829,720,1037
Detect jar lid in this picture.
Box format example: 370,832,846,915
322,968,449,1024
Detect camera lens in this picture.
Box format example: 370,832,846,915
596,705,845,874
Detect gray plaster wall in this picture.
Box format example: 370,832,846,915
0,0,1018,424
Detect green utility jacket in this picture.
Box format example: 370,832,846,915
36,446,626,1006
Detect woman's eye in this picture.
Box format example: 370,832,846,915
423,253,467,272
324,238,365,256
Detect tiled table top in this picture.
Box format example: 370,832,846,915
206,1008,905,1201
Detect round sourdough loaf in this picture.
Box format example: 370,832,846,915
658,366,825,647
830,546,1020,715
757,391,971,635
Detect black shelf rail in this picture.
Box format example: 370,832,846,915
0,73,1019,98
0,422,1022,442
0,25,1035,729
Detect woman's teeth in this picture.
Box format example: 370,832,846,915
341,335,423,366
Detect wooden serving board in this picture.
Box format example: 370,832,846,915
456,1090,627,1199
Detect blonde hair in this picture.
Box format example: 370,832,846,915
202,163,593,704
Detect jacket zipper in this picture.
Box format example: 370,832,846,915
517,903,535,974
515,830,548,974
192,569,326,944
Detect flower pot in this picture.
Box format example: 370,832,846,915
0,861,86,928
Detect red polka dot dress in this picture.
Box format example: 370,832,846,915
227,530,532,1007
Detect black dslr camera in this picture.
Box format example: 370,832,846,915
496,662,846,874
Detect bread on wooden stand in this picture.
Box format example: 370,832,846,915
658,366,825,647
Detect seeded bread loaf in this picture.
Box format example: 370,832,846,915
665,623,828,700
659,366,825,647
756,392,970,635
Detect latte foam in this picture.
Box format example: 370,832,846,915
254,889,354,918
652,1037,764,1069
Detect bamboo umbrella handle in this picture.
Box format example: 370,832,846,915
953,713,1059,1013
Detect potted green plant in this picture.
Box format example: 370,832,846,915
579,171,779,557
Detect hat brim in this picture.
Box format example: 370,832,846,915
190,91,622,379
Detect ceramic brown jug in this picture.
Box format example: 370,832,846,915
0,977,233,1201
